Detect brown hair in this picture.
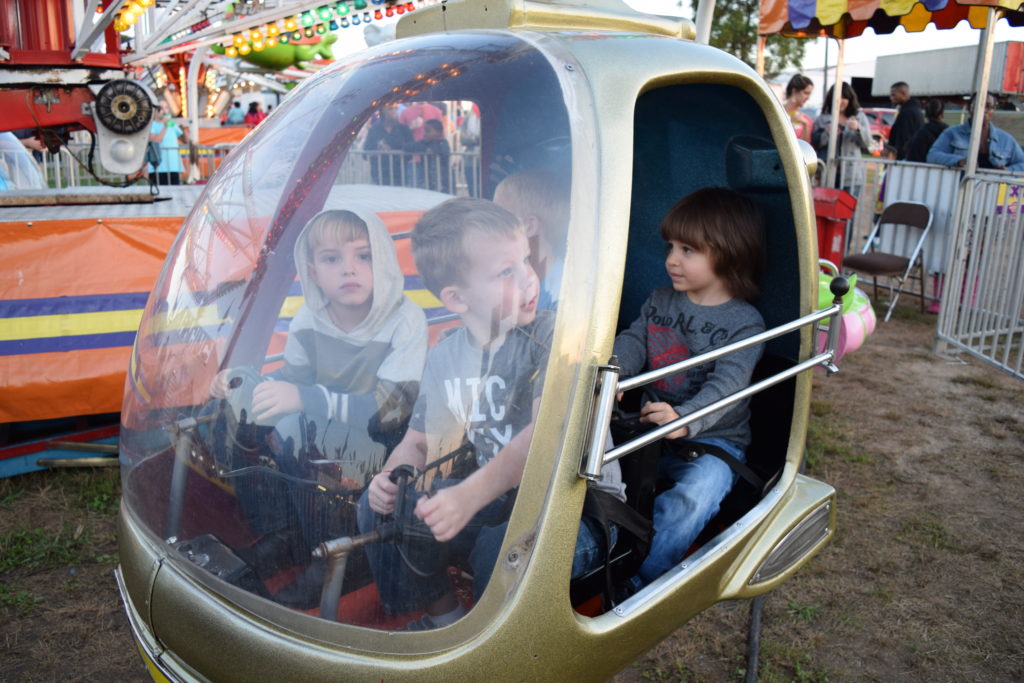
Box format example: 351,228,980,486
659,187,765,302
412,197,523,297
303,210,369,263
821,82,861,118
786,74,813,98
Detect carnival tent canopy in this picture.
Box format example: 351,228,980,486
759,0,1024,37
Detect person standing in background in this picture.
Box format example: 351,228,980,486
812,82,873,194
927,93,1024,171
888,82,924,160
226,102,245,125
149,103,188,185
244,102,266,126
400,102,443,142
783,74,814,143
904,99,948,163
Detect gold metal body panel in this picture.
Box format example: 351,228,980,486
397,0,696,40
118,10,831,681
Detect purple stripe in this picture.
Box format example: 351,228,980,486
0,331,137,356
0,292,150,318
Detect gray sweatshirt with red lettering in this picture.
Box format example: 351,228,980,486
613,287,765,447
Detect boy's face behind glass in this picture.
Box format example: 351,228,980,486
445,228,539,340
308,235,374,313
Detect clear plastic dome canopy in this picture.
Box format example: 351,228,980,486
120,30,577,632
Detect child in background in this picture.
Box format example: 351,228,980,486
358,198,624,629
874,144,898,218
614,187,765,592
493,169,569,311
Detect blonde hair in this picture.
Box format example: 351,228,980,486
412,198,522,297
493,169,569,245
303,210,369,263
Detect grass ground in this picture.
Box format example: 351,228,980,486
1,303,1022,681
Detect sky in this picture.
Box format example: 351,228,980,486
622,0,1021,71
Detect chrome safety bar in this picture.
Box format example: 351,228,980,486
581,276,849,480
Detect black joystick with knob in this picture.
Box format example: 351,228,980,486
830,275,850,306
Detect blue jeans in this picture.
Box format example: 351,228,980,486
572,516,618,579
635,437,744,586
356,483,619,612
356,480,514,614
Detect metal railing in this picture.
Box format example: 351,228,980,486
580,291,848,480
337,150,482,197
834,156,961,280
28,145,482,195
32,143,234,188
936,172,1024,379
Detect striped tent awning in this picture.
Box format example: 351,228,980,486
759,0,1024,37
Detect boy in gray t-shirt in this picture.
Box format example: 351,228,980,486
358,198,622,629
614,187,766,591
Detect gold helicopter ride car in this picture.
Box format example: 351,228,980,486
116,1,843,680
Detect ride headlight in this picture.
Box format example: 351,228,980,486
750,502,831,584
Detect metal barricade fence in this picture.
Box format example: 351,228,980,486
836,156,961,283
338,150,482,197
32,145,481,194
0,149,47,189
935,172,1024,379
36,142,223,187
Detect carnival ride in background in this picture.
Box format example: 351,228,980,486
0,0,423,476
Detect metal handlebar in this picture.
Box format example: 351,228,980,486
582,288,849,478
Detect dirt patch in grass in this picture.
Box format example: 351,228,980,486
0,468,138,681
2,305,1023,681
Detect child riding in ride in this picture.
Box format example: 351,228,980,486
210,209,427,603
614,187,766,593
359,197,624,629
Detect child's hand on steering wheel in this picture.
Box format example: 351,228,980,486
367,472,399,515
210,369,232,398
415,484,479,542
251,381,302,421
640,401,689,439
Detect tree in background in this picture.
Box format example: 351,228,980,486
690,0,806,78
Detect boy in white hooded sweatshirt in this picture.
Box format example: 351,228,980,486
214,209,427,459
212,209,427,604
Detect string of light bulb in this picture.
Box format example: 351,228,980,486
221,1,414,58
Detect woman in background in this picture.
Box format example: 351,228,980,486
784,74,814,143
812,82,872,194
904,99,948,163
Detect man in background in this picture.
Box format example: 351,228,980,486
888,82,924,159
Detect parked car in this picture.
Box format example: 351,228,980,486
861,107,897,144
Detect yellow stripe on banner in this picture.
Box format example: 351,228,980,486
2,291,439,343
815,0,849,29
280,296,304,318
146,296,304,335
148,305,224,333
0,309,144,341
128,340,152,403
405,289,443,309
